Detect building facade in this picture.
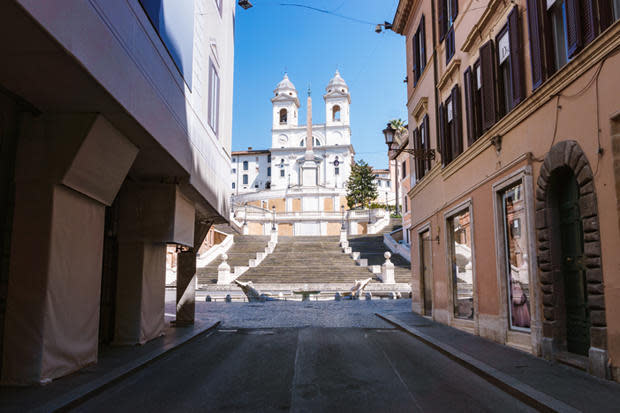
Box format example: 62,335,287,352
393,0,620,380
0,0,234,384
231,73,390,236
373,168,396,207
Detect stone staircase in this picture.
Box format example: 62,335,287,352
347,234,411,283
196,235,271,285
236,236,375,284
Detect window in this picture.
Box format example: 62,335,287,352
527,0,614,90
243,161,248,170
332,105,341,121
448,207,474,320
549,0,569,71
268,167,271,177
335,167,340,175
439,0,458,63
412,16,427,86
497,27,512,118
208,59,220,136
501,182,531,330
439,85,463,166
615,0,620,19
279,108,288,124
254,184,259,188
232,168,236,174
280,169,285,177
268,154,271,163
413,115,431,181
387,180,391,188
401,160,407,179
232,182,235,189
242,174,248,185
404,196,408,212
232,158,236,162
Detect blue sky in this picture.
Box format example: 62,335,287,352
232,0,406,169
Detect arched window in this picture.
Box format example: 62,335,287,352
279,108,288,124
332,105,341,121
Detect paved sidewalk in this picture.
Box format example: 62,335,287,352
0,320,219,412
378,311,620,413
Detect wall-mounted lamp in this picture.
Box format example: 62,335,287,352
238,0,253,9
375,21,393,33
491,135,502,154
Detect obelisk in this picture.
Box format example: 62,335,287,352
301,87,318,186
305,89,314,159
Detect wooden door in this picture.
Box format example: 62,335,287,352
559,175,590,356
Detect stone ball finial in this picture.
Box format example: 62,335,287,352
221,253,228,261
384,251,391,260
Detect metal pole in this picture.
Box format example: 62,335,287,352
394,159,400,215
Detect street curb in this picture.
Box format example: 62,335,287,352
376,313,579,413
36,320,221,413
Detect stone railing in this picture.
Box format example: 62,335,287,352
217,230,278,285
383,228,411,263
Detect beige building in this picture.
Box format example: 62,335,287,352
0,0,235,384
393,0,620,380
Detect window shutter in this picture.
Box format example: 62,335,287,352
438,103,447,166
420,15,427,73
451,85,463,159
566,0,583,58
446,27,455,63
598,0,614,32
464,67,475,146
413,127,421,179
451,0,459,21
526,0,545,89
581,1,597,45
423,115,431,171
439,0,447,41
413,32,419,85
480,40,497,132
508,6,524,108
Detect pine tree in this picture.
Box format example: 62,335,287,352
345,160,378,209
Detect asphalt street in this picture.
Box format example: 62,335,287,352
73,300,534,412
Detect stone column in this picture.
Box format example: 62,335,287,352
113,183,195,344
175,220,211,325
1,114,137,384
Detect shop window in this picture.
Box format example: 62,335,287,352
447,207,474,320
501,182,531,330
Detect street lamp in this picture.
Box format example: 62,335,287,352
340,205,346,231
271,205,276,231
383,123,399,216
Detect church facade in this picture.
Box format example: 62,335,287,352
231,72,389,236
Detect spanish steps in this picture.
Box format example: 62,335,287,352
197,219,411,290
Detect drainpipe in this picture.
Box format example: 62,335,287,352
431,0,440,163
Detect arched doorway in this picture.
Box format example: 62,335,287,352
548,167,589,356
535,141,608,378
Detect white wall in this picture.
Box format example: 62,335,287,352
17,0,235,219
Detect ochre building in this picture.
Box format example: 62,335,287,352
392,0,620,380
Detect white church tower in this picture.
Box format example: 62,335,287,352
271,73,300,132
324,70,351,145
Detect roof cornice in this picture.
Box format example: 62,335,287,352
392,0,419,34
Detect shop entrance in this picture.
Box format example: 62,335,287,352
420,230,433,316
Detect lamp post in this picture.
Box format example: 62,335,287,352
271,205,276,231
383,123,399,216
340,205,346,231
